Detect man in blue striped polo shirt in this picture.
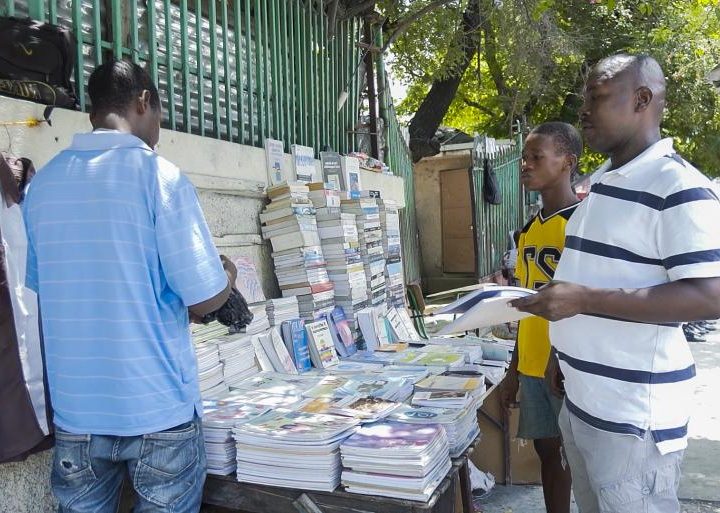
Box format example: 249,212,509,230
513,54,720,513
23,61,235,512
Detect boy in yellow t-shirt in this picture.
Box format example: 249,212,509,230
501,122,581,513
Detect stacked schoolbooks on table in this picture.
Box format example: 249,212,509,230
389,404,481,458
342,198,386,306
387,349,466,371
414,375,486,405
202,401,271,475
215,333,260,388
418,342,483,365
191,321,229,344
261,182,335,320
379,200,405,307
266,297,299,326
335,374,415,402
340,422,452,501
233,410,360,491
295,395,402,422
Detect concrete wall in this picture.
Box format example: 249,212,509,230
414,150,476,294
0,96,406,510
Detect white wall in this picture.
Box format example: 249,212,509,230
0,96,406,509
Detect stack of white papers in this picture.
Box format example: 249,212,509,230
266,297,300,326
195,343,226,397
389,404,481,457
215,333,260,388
435,286,535,335
241,302,271,335
340,422,452,501
233,410,360,491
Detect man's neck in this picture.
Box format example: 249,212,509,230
609,129,661,170
540,183,578,217
91,113,134,135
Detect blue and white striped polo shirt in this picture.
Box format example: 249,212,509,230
23,131,228,436
551,138,720,455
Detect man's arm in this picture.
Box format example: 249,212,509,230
511,277,720,323
188,255,236,317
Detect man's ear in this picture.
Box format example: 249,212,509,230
136,90,151,114
565,154,578,174
635,86,653,112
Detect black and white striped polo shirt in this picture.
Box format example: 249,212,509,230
550,138,720,455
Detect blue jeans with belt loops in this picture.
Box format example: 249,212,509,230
51,416,206,513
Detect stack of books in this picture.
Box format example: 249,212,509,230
341,198,386,307
389,404,481,458
266,297,300,326
215,333,260,388
195,343,227,398
314,199,368,336
261,182,335,320
379,199,405,308
202,401,271,475
233,410,360,491
413,375,486,407
340,422,452,501
241,302,270,335
191,321,229,344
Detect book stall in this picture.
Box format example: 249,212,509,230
194,141,516,513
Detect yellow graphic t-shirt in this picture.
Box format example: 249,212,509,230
515,203,578,377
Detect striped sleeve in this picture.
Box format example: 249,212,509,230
657,186,720,281
155,174,227,306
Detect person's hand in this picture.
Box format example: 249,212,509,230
220,255,237,286
509,281,588,321
500,369,519,412
545,354,565,399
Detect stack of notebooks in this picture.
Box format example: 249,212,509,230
233,410,360,491
266,297,300,326
202,400,271,475
412,375,486,410
387,349,466,371
195,343,227,398
342,198,386,307
191,321,229,344
215,333,260,388
335,374,415,402
340,422,452,501
295,395,402,423
379,200,405,308
261,182,335,321
389,404,481,458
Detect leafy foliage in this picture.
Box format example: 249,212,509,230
382,0,720,175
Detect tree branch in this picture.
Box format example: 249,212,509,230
461,96,497,117
381,0,457,52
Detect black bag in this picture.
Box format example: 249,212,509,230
0,17,77,108
482,158,502,205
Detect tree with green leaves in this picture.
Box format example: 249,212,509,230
356,0,720,174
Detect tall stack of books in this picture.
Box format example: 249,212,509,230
194,343,227,398
311,189,367,340
341,198,386,307
261,182,334,321
241,302,270,335
379,199,405,308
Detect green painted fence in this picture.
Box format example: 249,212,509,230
472,130,525,279
1,0,422,282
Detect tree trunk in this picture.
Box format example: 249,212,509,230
408,0,482,162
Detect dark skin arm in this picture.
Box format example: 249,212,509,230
499,337,520,411
188,255,237,321
510,277,720,323
544,347,564,399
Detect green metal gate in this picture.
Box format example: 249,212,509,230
472,129,525,279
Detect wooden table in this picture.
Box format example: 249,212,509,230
202,464,460,513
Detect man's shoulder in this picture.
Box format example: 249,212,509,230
653,155,715,197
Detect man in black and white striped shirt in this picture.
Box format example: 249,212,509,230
513,54,720,513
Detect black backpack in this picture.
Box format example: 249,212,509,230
0,17,78,109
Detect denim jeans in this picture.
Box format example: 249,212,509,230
51,416,206,513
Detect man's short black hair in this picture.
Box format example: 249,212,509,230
88,60,161,114
530,121,583,175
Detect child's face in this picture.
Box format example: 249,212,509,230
520,134,571,192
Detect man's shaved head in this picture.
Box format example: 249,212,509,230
591,54,666,118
